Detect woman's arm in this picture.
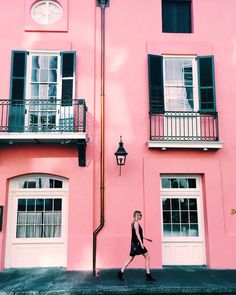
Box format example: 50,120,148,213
143,237,152,242
134,221,144,249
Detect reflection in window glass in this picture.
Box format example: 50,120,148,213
161,177,197,189
19,177,63,189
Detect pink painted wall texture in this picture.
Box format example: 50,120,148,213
0,0,235,271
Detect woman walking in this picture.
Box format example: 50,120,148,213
117,210,155,281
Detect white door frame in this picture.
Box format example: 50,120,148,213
160,175,206,265
5,175,68,268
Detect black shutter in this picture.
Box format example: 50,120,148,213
148,54,165,114
198,56,216,113
162,0,192,33
9,51,27,132
61,52,76,106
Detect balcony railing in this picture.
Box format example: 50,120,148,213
0,99,87,133
150,112,219,142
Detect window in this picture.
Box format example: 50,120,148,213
9,50,76,132
163,57,197,111
162,0,192,33
161,175,201,238
162,177,197,189
162,197,199,237
31,1,63,25
16,198,62,238
148,54,216,114
19,177,63,189
24,0,68,32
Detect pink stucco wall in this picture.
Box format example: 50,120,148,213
0,0,236,270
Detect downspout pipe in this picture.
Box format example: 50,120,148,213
93,0,106,276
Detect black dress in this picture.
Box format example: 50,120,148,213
129,222,148,257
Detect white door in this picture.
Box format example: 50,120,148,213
161,175,206,265
5,175,68,268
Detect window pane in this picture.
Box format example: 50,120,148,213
49,56,58,69
26,225,34,238
54,225,61,237
16,225,25,238
17,212,26,225
190,224,199,236
54,180,63,188
162,178,171,188
163,224,171,236
40,69,48,82
32,56,39,69
181,211,189,223
172,211,180,223
31,69,39,82
36,199,44,211
188,178,196,188
45,199,53,211
54,212,62,224
180,198,188,210
162,198,170,210
44,212,53,224
18,199,26,211
54,199,62,210
170,178,178,188
44,225,53,237
179,178,188,188
190,211,198,223
49,70,57,82
171,198,179,210
39,56,48,68
48,84,57,98
181,224,189,236
31,84,39,97
172,224,181,236
163,211,171,223
189,199,197,210
27,199,35,211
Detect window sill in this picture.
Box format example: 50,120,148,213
147,140,224,150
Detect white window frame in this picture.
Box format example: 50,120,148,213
31,1,63,25
163,55,199,112
160,174,205,243
7,175,68,245
25,51,62,130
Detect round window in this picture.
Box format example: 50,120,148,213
31,1,63,25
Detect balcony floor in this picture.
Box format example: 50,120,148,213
0,132,87,144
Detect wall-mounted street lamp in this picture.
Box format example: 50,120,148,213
115,136,128,176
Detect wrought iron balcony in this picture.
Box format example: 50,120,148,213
148,112,223,149
0,99,87,134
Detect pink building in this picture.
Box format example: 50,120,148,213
0,0,235,272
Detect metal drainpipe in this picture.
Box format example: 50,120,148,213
93,0,106,276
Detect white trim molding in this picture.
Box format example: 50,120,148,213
147,140,224,150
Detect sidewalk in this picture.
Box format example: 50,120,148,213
0,267,236,294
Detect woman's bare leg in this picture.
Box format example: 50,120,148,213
143,252,150,274
121,256,134,272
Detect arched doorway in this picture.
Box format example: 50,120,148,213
5,174,68,268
